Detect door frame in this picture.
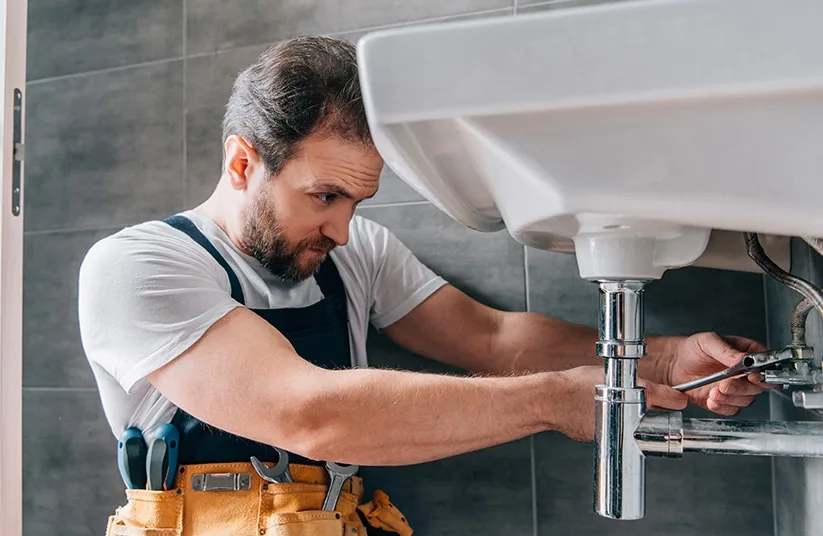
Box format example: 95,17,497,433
1,0,27,534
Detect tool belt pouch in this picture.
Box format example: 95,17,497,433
260,481,362,536
357,489,414,536
106,489,183,536
105,464,414,536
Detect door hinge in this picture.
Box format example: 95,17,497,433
12,88,22,216
13,142,24,162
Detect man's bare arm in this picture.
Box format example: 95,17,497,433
148,307,600,466
382,285,675,383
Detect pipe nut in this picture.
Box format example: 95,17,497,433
596,341,647,358
634,411,684,458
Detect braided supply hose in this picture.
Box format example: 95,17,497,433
744,233,823,345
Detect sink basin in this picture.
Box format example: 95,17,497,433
356,0,823,279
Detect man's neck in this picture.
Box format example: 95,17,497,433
194,182,251,256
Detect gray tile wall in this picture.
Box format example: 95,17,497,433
23,0,774,535
767,240,823,536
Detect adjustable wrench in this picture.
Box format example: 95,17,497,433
250,448,293,484
674,348,797,392
322,462,359,511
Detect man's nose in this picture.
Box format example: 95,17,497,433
321,213,350,247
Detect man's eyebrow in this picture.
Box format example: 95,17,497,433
307,182,378,200
307,182,354,199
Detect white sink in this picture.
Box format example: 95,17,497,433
356,0,823,280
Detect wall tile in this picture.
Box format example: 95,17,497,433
23,390,124,536
768,239,823,536
527,248,767,339
360,436,534,535
25,61,185,231
23,229,115,388
359,203,525,312
534,432,772,536
27,0,183,80
185,45,270,205
527,247,772,534
186,0,512,55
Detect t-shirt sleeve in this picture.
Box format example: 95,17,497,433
356,218,448,329
78,226,242,394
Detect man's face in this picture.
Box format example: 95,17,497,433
240,134,382,282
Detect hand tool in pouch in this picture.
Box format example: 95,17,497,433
117,427,147,489
146,423,180,490
322,462,359,511
250,447,293,484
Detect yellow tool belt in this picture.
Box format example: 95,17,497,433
105,461,413,536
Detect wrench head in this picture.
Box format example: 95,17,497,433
250,449,292,484
324,461,359,477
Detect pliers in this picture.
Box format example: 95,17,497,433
673,347,798,392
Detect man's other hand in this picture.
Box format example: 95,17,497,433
556,366,688,442
664,332,771,416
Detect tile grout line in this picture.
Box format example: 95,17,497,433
25,224,128,236
185,7,514,62
23,387,98,393
524,245,531,311
524,245,538,536
763,268,778,534
26,56,185,86
530,435,539,536
25,7,513,87
771,456,778,536
182,0,189,207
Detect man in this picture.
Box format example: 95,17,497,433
79,36,769,535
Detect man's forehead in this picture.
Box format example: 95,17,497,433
297,136,382,196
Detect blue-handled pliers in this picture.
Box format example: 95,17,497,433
146,423,180,491
117,428,147,489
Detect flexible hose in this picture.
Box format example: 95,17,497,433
793,237,823,344
792,299,814,345
744,233,823,345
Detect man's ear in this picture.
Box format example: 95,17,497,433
224,135,260,190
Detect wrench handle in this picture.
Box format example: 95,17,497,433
673,363,747,392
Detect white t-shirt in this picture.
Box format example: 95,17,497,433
78,210,447,438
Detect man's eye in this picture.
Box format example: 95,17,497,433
315,193,337,204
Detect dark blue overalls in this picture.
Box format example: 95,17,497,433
164,215,351,466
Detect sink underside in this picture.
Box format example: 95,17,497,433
357,0,823,278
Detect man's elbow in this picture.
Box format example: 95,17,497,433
264,370,351,462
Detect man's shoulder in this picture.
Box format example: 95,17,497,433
81,217,207,279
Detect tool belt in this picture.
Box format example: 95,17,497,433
106,461,413,536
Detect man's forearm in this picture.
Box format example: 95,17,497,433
481,311,678,384
287,367,567,466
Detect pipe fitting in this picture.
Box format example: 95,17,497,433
635,411,823,458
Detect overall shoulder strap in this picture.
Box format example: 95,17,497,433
314,257,346,300
163,215,245,304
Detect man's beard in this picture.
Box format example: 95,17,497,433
241,195,336,282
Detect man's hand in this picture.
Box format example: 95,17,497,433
554,366,688,442
662,332,771,416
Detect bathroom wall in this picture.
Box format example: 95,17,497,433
766,239,823,536
23,0,774,534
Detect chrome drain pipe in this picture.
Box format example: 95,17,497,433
593,281,648,520
636,411,823,458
